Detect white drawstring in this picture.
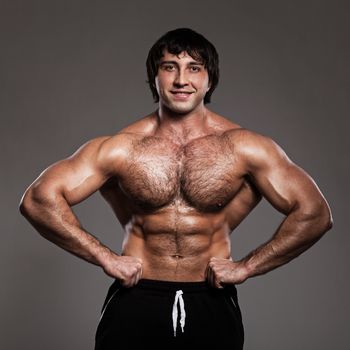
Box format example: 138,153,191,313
172,290,186,337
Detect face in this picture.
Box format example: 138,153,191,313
155,50,210,114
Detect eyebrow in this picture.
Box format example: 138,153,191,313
160,60,204,66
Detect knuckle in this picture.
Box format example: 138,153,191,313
125,270,134,278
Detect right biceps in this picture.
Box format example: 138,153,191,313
36,161,106,205
25,138,112,206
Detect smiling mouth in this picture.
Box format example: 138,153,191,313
170,91,194,99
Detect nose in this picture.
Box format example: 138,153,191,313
173,69,189,87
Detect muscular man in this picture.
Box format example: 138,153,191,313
19,28,333,348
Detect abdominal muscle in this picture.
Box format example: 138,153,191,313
121,208,232,282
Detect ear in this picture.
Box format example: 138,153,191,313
206,81,211,92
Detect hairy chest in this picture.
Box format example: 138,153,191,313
118,134,245,212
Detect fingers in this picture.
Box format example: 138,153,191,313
206,257,237,289
137,262,143,282
113,256,143,288
206,257,224,289
131,260,143,286
132,258,143,286
205,258,214,287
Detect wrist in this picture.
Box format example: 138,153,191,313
238,259,254,282
94,244,117,268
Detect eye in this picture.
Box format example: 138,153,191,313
190,66,201,72
162,64,175,71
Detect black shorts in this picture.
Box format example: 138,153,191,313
95,279,244,349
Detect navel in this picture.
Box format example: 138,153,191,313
171,254,184,259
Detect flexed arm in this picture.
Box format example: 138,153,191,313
206,131,333,287
19,136,142,287
242,133,333,276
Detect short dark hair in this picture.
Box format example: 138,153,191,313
146,28,219,104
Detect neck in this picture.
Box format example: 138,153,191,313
156,104,209,142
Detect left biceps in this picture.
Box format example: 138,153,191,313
264,162,325,215
247,141,327,216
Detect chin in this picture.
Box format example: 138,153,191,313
170,107,193,115
166,102,198,115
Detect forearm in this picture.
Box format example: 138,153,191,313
20,191,115,267
241,208,333,279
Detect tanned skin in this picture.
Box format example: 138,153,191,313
19,51,333,289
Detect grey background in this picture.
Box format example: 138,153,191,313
1,0,349,349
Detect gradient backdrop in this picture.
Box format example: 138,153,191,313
1,0,349,349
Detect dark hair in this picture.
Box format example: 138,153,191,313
146,28,219,104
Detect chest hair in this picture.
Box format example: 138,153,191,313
119,134,243,212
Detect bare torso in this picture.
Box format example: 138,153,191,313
20,100,332,287
99,111,262,281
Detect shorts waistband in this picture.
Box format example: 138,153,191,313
137,279,209,292
112,278,237,293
